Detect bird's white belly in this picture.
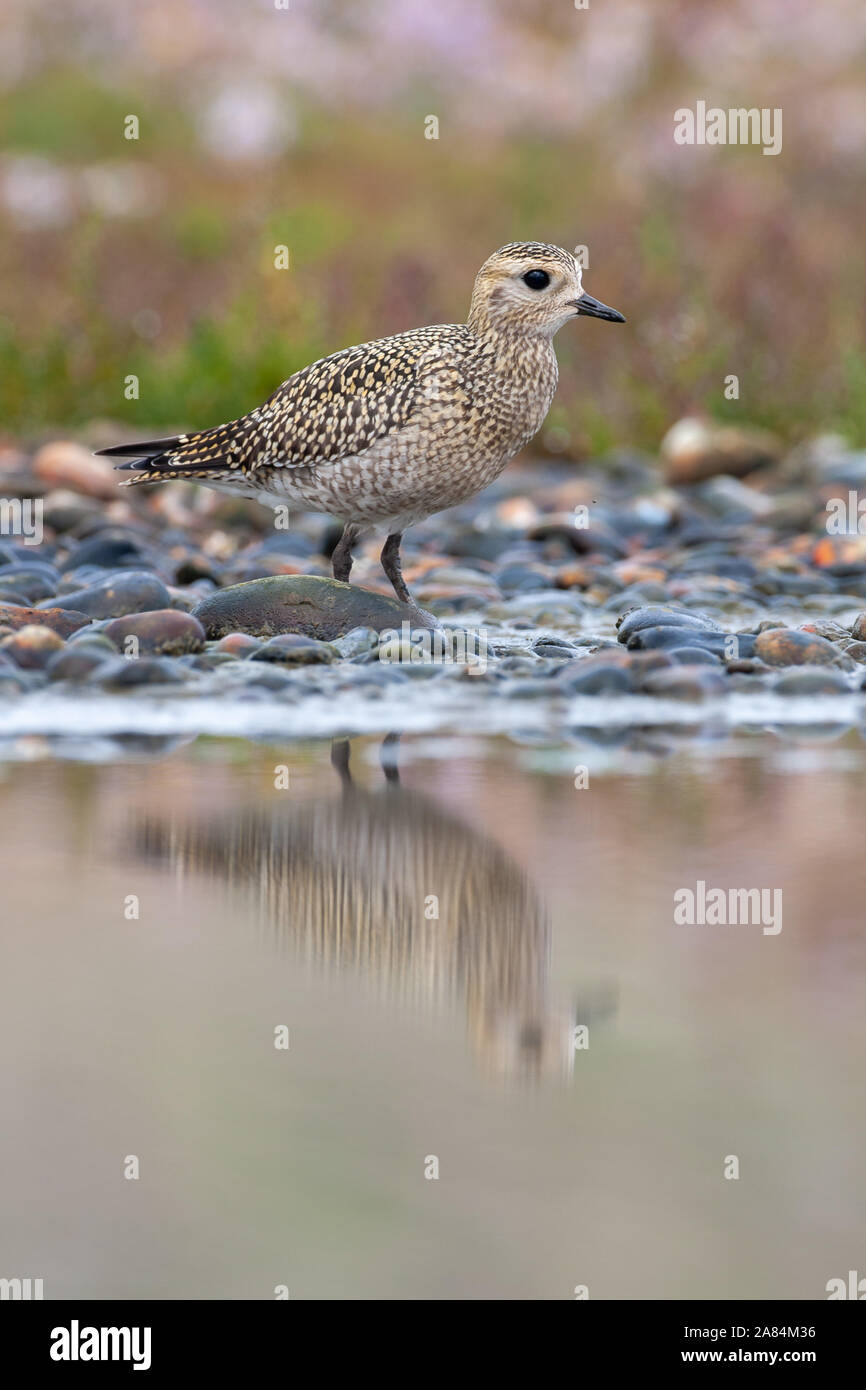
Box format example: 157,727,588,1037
254,429,515,529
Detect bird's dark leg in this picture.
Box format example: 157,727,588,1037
381,532,413,605
331,523,360,583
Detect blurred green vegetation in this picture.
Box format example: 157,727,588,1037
2,67,865,454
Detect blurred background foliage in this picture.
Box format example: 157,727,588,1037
0,0,865,454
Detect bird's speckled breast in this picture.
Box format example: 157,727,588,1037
270,329,560,528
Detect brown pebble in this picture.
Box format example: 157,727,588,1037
32,440,116,500
0,602,91,638
215,633,262,656
0,624,65,669
754,628,841,667
103,609,206,657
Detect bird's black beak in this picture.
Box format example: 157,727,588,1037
573,293,626,324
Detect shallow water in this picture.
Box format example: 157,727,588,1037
1,727,864,1299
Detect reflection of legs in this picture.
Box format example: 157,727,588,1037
380,532,412,605
332,523,361,582
380,732,401,786
330,737,353,789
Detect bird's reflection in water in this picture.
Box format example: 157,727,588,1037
133,736,614,1081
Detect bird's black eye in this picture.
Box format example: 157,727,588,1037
522,269,550,290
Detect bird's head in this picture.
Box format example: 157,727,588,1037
467,241,625,339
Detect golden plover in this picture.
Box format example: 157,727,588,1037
100,242,624,606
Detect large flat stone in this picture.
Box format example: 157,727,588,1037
193,575,438,641
0,602,92,638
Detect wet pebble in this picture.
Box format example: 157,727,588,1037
498,655,541,676
332,626,380,659
194,574,436,641
753,628,844,667
667,645,723,666
44,571,171,619
557,661,634,694
533,635,579,659
60,531,156,574
616,605,721,642
251,633,338,665
503,678,560,698
32,440,116,499
67,631,119,654
95,657,191,689
0,672,28,696
661,417,781,484
215,633,263,657
41,490,102,533
640,665,727,700
102,610,206,657
627,626,755,658
773,669,852,697
237,666,296,692
0,566,61,603
0,600,90,636
46,646,112,683
0,624,65,669
493,564,553,594
177,652,239,673
798,618,853,644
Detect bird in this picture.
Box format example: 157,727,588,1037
98,242,625,608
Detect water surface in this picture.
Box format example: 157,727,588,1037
1,728,864,1299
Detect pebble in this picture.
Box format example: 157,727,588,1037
215,633,262,657
641,665,727,700
533,637,579,660
0,624,65,669
626,626,755,658
95,657,190,689
503,678,559,698
493,564,553,594
46,647,112,683
59,531,156,573
250,634,339,665
667,646,723,666
32,440,117,499
0,567,61,603
194,575,437,641
753,628,844,667
67,632,120,654
0,603,91,637
661,417,781,484
0,673,27,696
41,490,102,533
332,626,380,659
242,666,296,692
557,662,635,694
42,571,171,620
773,669,852,697
616,605,720,642
102,610,206,657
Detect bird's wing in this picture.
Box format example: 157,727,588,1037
98,326,466,485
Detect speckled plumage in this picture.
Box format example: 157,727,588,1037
100,242,624,602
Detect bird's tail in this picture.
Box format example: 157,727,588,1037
95,419,255,486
